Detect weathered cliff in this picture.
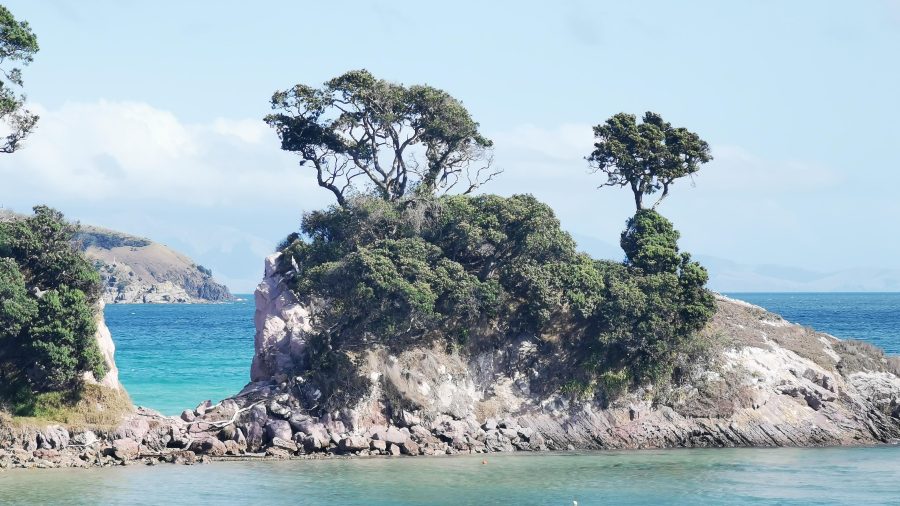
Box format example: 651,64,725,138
228,253,900,456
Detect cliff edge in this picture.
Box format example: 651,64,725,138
227,253,900,456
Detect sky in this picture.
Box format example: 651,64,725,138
0,0,898,292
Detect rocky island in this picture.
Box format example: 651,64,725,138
1,72,898,471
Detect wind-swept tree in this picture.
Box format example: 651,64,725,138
587,112,711,210
265,69,498,206
0,5,38,154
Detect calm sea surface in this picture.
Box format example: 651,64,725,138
4,292,895,504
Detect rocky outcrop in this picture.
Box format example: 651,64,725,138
82,300,123,391
78,225,233,303
221,253,900,458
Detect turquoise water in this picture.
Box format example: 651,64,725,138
2,447,899,505
104,295,255,415
106,293,900,415
6,292,899,504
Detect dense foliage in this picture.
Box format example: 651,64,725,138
265,69,498,206
0,4,39,154
278,195,715,406
588,112,712,211
0,206,106,414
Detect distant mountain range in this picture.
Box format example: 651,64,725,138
571,232,900,292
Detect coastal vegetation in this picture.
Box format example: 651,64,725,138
0,207,108,416
268,70,716,410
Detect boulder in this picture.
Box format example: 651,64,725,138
388,443,401,456
265,420,293,442
373,427,409,445
270,437,298,453
268,400,291,418
38,426,70,450
339,435,370,452
245,421,265,451
71,431,98,447
399,410,421,427
223,440,243,455
370,439,387,452
400,440,421,456
194,400,213,416
114,418,151,442
189,438,227,457
112,439,140,461
180,410,196,423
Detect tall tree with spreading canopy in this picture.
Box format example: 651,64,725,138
265,69,498,206
587,112,711,210
0,5,38,154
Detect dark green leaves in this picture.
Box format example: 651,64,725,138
265,69,497,206
588,112,711,210
0,5,38,154
0,207,106,410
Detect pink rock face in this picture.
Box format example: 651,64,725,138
250,253,312,382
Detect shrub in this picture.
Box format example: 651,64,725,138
278,195,715,409
0,206,106,414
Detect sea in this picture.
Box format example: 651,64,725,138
0,292,898,505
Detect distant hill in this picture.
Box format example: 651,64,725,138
1,209,233,303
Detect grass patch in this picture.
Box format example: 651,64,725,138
3,383,132,428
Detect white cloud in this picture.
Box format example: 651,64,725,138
0,100,320,207
0,105,863,290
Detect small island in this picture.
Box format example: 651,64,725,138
1,70,898,470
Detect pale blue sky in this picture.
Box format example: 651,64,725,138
1,0,898,291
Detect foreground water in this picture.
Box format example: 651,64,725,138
82,292,900,504
105,293,900,414
2,447,899,505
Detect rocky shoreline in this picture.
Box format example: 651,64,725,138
2,255,899,470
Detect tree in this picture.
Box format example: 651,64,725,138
265,69,498,206
0,5,38,154
587,112,711,211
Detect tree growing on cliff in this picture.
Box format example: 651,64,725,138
0,207,106,413
587,112,711,210
265,69,498,206
0,5,39,154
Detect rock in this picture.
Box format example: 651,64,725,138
223,440,243,456
265,447,290,459
287,413,312,432
400,440,421,456
189,438,227,457
180,410,196,423
373,427,409,445
399,410,421,427
218,425,236,441
268,400,291,418
271,437,298,453
483,418,498,431
265,420,293,442
338,435,369,452
114,418,150,442
38,426,70,450
112,439,140,461
194,400,213,416
517,427,534,440
370,439,387,452
32,449,59,460
173,450,196,465
245,422,265,451
71,431,98,447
